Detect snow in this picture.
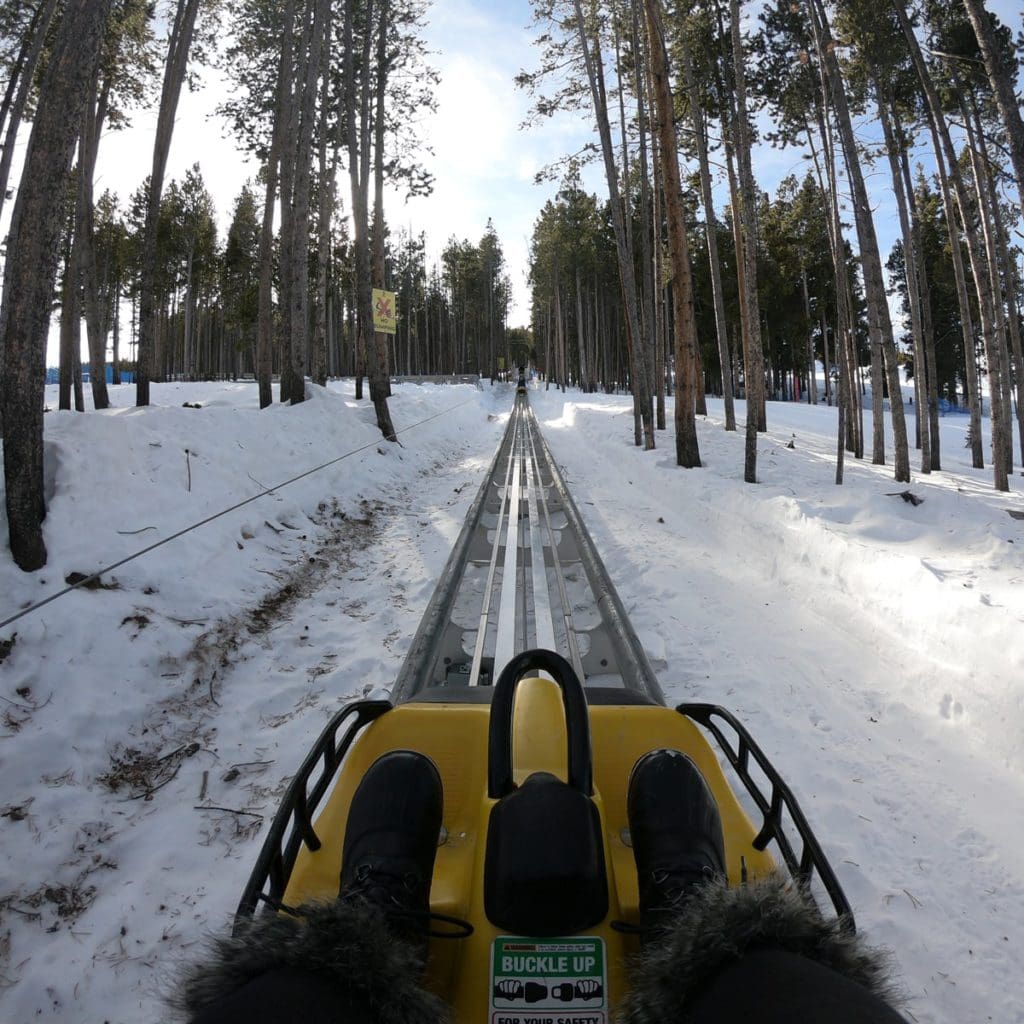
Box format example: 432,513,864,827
1,379,1022,1023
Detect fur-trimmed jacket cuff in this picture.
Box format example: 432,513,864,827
174,899,449,1024
620,873,901,1023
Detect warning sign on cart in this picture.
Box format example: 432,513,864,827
490,935,607,1024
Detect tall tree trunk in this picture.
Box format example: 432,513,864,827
80,79,112,411
896,1,1006,488
965,94,1014,476
0,0,114,570
277,43,298,406
285,0,329,406
347,0,375,411
571,0,655,449
135,0,201,407
632,3,660,425
929,119,983,466
313,116,336,391
894,108,941,469
993,189,1024,466
801,270,817,404
112,280,122,384
876,83,929,471
643,0,700,467
59,240,76,411
256,0,296,409
575,267,589,394
369,0,396,437
613,16,642,440
680,44,735,431
810,99,857,472
811,0,909,482
730,0,766,481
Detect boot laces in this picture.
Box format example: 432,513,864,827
611,865,718,937
346,863,474,939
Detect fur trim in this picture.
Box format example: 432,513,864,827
620,874,901,1024
172,899,450,1024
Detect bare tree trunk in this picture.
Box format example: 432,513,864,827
313,123,337,390
894,109,941,469
650,174,667,423
135,0,201,407
931,118,982,466
646,111,667,424
807,85,857,457
993,194,1024,466
554,271,565,389
632,3,660,425
347,0,378,416
965,95,1015,476
643,0,700,467
59,241,76,411
571,0,655,449
277,18,299,407
896,1,1005,487
801,270,817,404
284,0,329,406
111,278,122,384
0,0,114,570
544,301,552,390
575,267,589,393
877,84,929,471
730,0,766,482
810,95,856,474
255,3,295,409
613,16,642,440
369,0,396,437
810,0,909,482
680,45,735,431
79,79,112,411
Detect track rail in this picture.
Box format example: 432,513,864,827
236,389,856,929
390,393,663,704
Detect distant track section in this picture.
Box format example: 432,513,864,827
391,392,664,704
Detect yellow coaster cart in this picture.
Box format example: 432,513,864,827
236,647,854,1023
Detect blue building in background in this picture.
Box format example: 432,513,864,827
46,365,134,385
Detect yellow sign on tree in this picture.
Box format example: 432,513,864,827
373,289,397,335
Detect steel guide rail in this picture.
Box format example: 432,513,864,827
235,391,856,931
391,394,662,701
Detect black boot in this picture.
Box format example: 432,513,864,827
339,750,444,956
627,749,726,940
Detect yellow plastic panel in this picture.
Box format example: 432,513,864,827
280,682,775,1023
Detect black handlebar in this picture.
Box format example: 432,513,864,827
487,649,593,798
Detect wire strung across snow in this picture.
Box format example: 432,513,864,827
0,398,478,631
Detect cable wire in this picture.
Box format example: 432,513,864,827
1,397,477,630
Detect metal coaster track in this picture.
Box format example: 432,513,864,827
390,392,664,704
236,389,856,931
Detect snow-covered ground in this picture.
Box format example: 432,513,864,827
0,379,1021,1023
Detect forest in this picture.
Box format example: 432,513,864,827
0,0,1022,574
